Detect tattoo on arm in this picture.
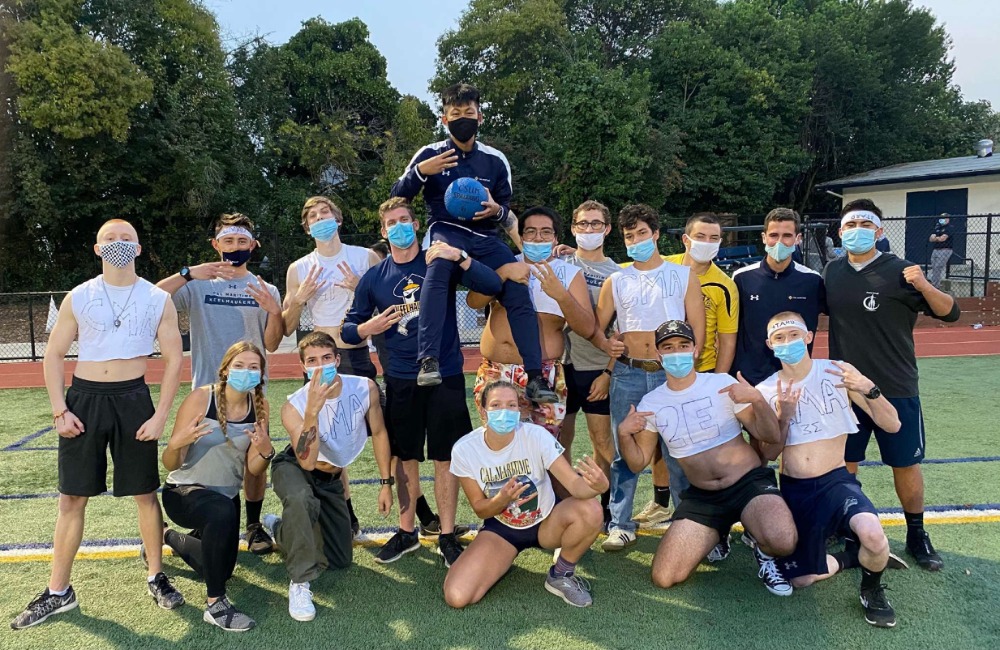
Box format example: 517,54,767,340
296,426,316,460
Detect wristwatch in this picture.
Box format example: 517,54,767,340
261,448,276,462
864,385,881,400
379,477,395,486
180,266,193,282
601,368,612,377
458,250,469,262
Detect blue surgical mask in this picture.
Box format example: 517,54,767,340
386,222,416,249
309,218,339,242
305,362,338,384
938,218,948,225
772,338,807,365
765,241,796,263
522,241,553,263
227,368,261,393
660,352,695,378
626,237,657,262
486,409,520,434
841,228,876,254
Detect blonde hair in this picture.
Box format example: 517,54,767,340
214,212,256,236
216,341,267,446
300,196,342,231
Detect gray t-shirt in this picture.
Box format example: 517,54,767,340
561,254,621,371
173,274,281,388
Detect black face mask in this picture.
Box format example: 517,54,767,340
447,117,479,143
222,248,253,266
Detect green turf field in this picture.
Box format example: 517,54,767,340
2,356,999,649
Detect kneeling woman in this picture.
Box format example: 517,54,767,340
161,342,275,631
444,381,608,608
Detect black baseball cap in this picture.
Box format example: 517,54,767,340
654,320,695,346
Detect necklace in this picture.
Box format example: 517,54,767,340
101,277,137,329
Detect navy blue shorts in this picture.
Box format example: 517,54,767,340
564,365,610,416
779,467,879,579
845,396,925,467
481,517,543,553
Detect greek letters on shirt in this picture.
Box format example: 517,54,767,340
650,396,723,453
79,297,159,338
770,377,849,438
618,268,684,309
756,360,858,446
317,392,366,443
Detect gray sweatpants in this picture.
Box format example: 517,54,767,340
929,248,952,287
271,447,352,583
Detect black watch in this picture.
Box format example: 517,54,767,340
180,266,193,282
601,368,612,377
459,250,469,262
379,477,395,486
864,385,881,400
261,448,276,462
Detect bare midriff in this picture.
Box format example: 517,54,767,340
74,358,148,382
622,330,658,360
779,435,848,479
676,437,763,491
480,305,564,365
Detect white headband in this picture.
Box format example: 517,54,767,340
768,319,808,338
216,226,254,240
840,210,882,228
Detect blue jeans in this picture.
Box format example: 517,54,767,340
609,361,689,533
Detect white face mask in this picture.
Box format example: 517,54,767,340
688,239,720,263
575,232,605,251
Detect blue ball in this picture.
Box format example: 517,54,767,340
444,177,488,220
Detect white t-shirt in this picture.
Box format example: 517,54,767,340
292,246,373,328
637,373,750,459
610,261,690,333
70,276,168,362
756,360,858,446
516,255,582,317
450,423,565,529
287,374,371,468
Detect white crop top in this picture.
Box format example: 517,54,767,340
756,360,858,446
70,276,168,362
287,374,371,468
292,246,373,328
637,373,750,459
517,255,582,317
610,261,690,333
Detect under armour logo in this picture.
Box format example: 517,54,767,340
750,295,760,301
441,170,451,177
863,292,879,312
843,497,859,515
783,561,798,570
228,284,238,290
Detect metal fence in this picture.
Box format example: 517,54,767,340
2,214,997,362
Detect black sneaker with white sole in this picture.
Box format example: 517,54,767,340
437,533,464,568
860,583,896,628
148,572,185,610
419,518,471,538
525,376,558,404
375,530,421,564
417,358,442,386
907,529,943,571
10,588,78,630
204,597,255,632
245,523,274,555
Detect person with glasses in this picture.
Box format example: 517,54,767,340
468,207,595,441
343,198,502,568
556,200,620,527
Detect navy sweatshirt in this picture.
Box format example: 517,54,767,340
732,259,827,384
390,138,512,233
342,254,501,379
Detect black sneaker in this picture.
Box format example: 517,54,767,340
860,583,896,628
525,375,558,404
419,518,471,537
437,533,464,568
148,572,185,610
203,597,255,632
374,530,420,564
246,523,274,555
907,529,943,571
10,588,78,630
417,357,442,386
351,519,361,540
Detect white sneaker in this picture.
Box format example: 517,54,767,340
288,581,315,621
263,514,282,544
600,528,637,552
634,500,671,528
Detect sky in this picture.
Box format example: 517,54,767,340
205,0,1000,116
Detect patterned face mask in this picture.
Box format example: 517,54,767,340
99,241,140,268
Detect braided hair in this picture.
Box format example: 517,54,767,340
216,341,268,447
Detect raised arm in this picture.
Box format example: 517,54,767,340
162,388,212,471
724,373,782,444
828,361,901,434
617,405,661,473
533,266,595,340
902,264,960,320
547,454,609,500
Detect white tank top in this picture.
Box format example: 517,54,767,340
292,246,372,327
516,256,582,317
610,261,690,333
636,373,750,459
70,276,168,362
287,374,371,468
756,360,858,446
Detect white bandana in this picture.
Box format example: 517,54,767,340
98,241,140,269
767,318,808,339
840,210,882,228
215,226,254,240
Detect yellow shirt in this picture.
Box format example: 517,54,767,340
665,254,739,371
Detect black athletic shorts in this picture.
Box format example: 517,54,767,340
481,517,543,553
564,365,610,416
846,396,925,468
384,373,471,462
58,376,159,497
672,466,781,539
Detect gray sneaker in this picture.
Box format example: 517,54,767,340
544,573,593,607
203,597,255,632
148,572,185,609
